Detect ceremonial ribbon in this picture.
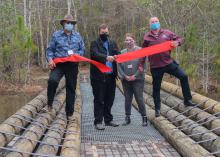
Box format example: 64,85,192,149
53,54,112,73
53,41,174,73
115,41,173,63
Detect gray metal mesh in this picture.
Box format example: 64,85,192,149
80,82,165,142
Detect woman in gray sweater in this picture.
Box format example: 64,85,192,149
118,33,148,126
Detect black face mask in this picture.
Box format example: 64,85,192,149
99,34,109,42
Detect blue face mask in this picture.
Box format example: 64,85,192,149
64,23,74,32
150,22,160,30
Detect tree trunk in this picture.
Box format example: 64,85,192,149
67,0,71,14
37,0,46,68
24,0,32,85
23,0,27,26
72,0,78,31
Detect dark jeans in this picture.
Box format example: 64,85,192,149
122,79,146,116
151,61,192,110
91,75,116,125
47,62,78,116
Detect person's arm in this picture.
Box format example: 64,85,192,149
133,57,146,78
46,33,57,69
77,33,85,56
142,40,150,48
169,31,184,47
117,63,127,80
90,41,107,63
46,33,56,62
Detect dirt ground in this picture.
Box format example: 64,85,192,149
0,66,48,95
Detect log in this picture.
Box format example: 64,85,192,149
5,90,66,157
61,86,81,157
0,79,65,147
142,91,220,156
116,81,214,157
144,83,220,136
34,108,67,156
145,75,220,115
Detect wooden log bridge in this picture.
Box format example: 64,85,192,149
0,73,219,157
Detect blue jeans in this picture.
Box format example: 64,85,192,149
150,61,192,111
47,62,78,116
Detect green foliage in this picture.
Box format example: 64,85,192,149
184,24,199,51
173,51,198,78
0,15,37,81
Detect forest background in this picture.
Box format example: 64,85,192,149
0,0,220,101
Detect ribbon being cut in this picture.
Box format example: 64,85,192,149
115,41,173,63
53,54,112,73
53,41,174,73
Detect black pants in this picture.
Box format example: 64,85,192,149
151,61,192,110
122,79,146,116
91,75,116,125
47,62,78,116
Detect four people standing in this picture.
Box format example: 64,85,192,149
46,14,196,129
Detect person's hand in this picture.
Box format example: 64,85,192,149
125,75,130,81
171,41,179,48
48,60,56,69
138,65,144,72
106,56,115,62
129,75,136,81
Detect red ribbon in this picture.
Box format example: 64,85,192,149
115,41,173,63
53,41,173,73
53,54,112,73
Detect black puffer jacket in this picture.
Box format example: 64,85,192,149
90,38,119,81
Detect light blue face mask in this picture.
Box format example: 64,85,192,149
150,22,160,30
64,23,74,32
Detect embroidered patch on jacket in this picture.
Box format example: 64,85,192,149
161,34,168,39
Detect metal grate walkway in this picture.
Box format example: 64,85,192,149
80,82,164,142
80,78,181,157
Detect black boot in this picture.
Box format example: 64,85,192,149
184,99,196,106
142,116,148,126
155,109,160,117
155,103,161,117
95,123,105,130
122,115,131,126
